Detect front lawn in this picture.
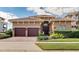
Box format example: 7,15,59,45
37,31,79,50
38,38,79,42
36,43,79,50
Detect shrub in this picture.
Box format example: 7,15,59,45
50,33,64,39
5,29,12,37
37,36,49,40
37,36,48,40
55,31,79,38
0,33,10,39
37,32,49,40
67,31,79,38
55,31,71,38
38,32,45,36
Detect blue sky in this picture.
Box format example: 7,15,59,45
0,7,36,18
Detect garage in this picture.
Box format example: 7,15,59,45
14,28,26,37
27,28,39,37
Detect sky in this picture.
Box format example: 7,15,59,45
0,7,79,29
0,7,79,19
0,7,36,19
0,7,79,20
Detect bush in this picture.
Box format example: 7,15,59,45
50,33,64,39
0,33,10,39
37,36,49,40
5,29,12,37
67,31,79,38
55,31,71,38
37,33,49,40
55,31,79,38
38,32,45,36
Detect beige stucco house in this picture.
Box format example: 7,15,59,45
10,15,78,37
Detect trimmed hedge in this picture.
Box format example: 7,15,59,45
38,31,79,40
55,31,79,38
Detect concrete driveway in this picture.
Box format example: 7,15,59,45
0,37,42,52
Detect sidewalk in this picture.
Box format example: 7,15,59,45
36,42,79,43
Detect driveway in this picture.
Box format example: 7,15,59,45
0,37,42,52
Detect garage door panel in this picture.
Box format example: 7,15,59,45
14,28,26,37
27,28,39,36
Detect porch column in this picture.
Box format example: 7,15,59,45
12,28,14,37
52,21,55,33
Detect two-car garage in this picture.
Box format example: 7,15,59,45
14,28,39,37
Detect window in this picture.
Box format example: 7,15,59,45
56,25,66,31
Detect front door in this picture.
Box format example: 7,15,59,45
41,21,50,35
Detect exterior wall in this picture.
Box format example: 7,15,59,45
51,21,72,31
65,21,72,30
12,20,41,36
12,20,73,36
77,21,79,29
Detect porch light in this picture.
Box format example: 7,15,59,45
3,24,7,28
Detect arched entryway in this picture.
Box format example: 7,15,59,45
41,21,50,35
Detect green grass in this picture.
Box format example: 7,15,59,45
38,38,79,42
36,43,79,50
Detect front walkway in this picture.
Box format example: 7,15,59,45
0,37,42,52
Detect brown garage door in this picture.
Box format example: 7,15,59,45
27,28,39,37
14,28,26,37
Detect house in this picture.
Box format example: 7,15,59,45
10,15,77,37
0,17,7,32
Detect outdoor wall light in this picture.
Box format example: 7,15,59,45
3,24,7,28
